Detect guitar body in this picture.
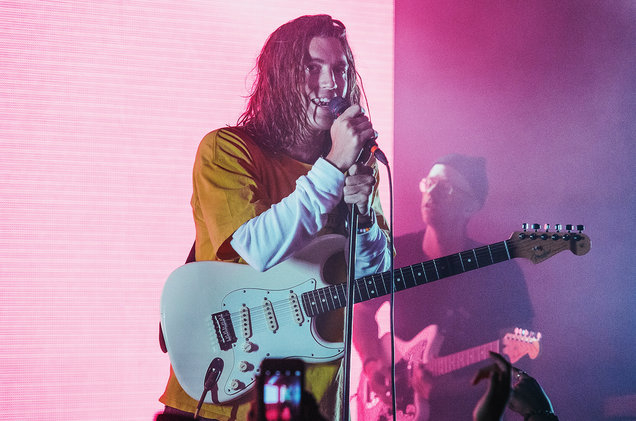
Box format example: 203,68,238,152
357,325,443,421
160,235,347,404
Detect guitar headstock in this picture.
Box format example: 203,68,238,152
502,327,541,363
508,223,591,264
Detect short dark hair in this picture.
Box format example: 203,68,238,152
435,153,489,208
238,15,361,153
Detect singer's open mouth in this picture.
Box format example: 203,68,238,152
310,97,331,107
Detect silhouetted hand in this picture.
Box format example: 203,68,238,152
509,367,554,419
471,351,512,421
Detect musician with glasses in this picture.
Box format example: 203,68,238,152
353,153,534,420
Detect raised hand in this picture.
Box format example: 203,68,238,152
325,104,374,171
509,367,555,419
471,351,512,421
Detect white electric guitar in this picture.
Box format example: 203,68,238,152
160,225,590,404
357,323,541,421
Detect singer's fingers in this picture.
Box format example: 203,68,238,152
344,175,375,190
339,103,363,119
343,182,374,197
347,163,374,177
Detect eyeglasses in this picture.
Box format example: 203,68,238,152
419,177,471,197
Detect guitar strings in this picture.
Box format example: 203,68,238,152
219,241,513,338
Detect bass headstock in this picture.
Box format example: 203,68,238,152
508,223,591,264
502,327,541,363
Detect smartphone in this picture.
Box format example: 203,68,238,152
257,358,305,421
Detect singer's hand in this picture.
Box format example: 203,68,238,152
344,163,375,217
326,104,375,171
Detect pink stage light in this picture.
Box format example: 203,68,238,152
0,1,393,420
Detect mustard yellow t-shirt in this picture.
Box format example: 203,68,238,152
161,127,387,420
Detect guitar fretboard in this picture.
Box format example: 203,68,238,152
427,340,500,376
301,240,513,318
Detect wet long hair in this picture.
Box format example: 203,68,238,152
237,15,361,154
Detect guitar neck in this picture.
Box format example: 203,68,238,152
427,339,500,376
302,240,514,317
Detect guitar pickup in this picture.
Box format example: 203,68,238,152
240,304,252,339
289,291,304,326
211,310,236,351
262,298,278,333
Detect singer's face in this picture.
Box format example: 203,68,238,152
304,37,349,131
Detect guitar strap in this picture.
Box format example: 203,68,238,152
159,240,196,353
185,240,196,264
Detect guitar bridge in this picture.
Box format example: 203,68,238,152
211,310,236,351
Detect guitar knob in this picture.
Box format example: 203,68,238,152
242,341,255,353
238,361,253,372
230,379,245,391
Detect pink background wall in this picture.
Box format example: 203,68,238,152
393,1,636,419
2,0,635,420
0,1,393,419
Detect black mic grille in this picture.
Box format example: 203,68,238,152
328,97,350,118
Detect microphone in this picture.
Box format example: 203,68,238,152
328,97,388,166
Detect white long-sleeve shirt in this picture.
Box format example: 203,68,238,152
231,157,390,277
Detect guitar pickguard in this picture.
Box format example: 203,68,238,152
161,234,348,403
218,278,344,398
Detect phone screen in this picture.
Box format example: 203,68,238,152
259,362,303,421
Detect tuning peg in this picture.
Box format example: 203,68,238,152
531,224,540,232
565,224,573,232
554,224,562,232
540,225,550,239
522,223,529,232
577,224,585,232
